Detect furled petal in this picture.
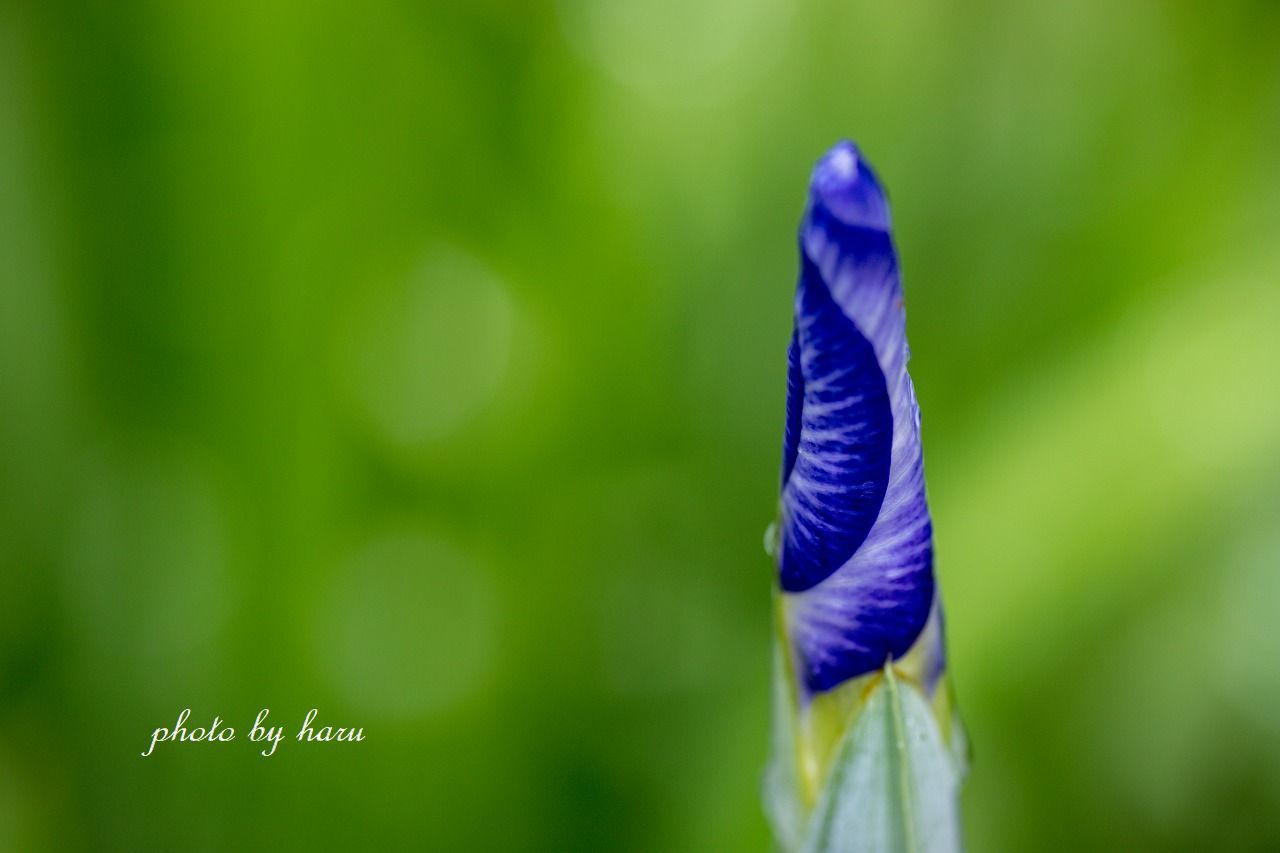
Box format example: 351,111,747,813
780,141,935,694
779,258,893,593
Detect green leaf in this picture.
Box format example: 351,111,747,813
764,641,806,853
800,663,962,853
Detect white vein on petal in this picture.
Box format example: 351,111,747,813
789,216,933,682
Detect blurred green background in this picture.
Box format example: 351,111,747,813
3,1,1280,850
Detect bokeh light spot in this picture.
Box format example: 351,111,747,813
343,247,515,447
316,528,495,720
556,0,789,102
64,449,232,701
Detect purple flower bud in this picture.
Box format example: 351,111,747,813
778,141,938,694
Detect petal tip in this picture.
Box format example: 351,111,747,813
809,140,891,232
